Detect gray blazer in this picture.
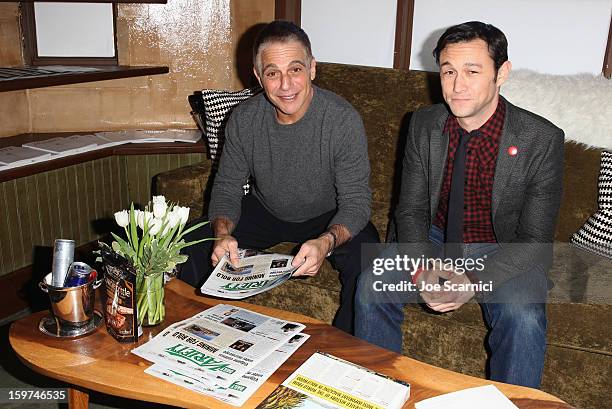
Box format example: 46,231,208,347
393,97,564,287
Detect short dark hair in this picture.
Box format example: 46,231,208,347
433,21,508,72
253,20,313,73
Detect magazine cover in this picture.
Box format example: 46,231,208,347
256,352,410,409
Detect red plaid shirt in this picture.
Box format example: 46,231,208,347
433,99,506,243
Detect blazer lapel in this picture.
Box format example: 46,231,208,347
492,100,523,217
430,113,449,219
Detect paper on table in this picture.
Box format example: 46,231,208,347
22,135,98,155
415,385,518,409
0,146,52,165
94,130,157,144
96,129,201,144
145,333,310,407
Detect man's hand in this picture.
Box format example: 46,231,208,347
419,269,475,312
292,236,332,276
416,269,449,304
211,216,239,267
211,235,240,267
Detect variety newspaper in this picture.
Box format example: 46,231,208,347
145,332,310,406
132,304,306,389
200,249,297,299
256,352,410,409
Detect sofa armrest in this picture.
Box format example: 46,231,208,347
155,161,212,215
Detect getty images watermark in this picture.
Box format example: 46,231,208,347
359,242,612,305
368,253,493,294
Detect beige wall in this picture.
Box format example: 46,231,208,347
0,0,275,138
0,5,30,137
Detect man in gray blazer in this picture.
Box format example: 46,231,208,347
355,21,564,388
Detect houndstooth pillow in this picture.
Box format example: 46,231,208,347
200,87,261,160
570,151,612,258
192,87,261,194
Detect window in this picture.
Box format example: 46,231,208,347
21,3,118,66
278,0,611,77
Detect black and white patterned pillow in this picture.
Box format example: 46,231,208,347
200,87,261,160
571,151,612,258
190,87,261,194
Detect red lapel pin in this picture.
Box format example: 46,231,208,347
508,146,518,156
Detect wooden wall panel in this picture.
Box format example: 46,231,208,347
62,166,77,241
0,154,203,278
3,181,21,267
34,173,53,247
0,182,15,272
14,179,34,268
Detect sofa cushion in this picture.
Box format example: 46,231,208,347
570,151,612,257
199,87,261,160
155,161,212,221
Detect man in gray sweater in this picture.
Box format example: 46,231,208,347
181,21,379,334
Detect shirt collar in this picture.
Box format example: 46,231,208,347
444,98,506,141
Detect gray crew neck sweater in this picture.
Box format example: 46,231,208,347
208,85,371,237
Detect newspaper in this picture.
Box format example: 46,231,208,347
256,352,410,409
145,332,310,406
200,249,297,299
132,304,305,388
22,135,99,155
95,129,201,144
0,146,52,170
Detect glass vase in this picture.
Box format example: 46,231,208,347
137,272,165,326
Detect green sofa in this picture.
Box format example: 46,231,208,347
156,63,611,409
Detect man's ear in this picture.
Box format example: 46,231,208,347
310,58,317,81
253,67,263,87
496,60,512,87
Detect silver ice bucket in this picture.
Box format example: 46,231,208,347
39,272,102,327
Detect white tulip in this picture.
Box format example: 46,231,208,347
167,208,181,229
149,218,163,235
135,210,144,229
152,196,168,218
136,210,153,230
161,222,172,236
114,210,129,228
176,206,190,225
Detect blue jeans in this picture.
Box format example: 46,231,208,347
354,226,547,388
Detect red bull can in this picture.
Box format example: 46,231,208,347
51,239,75,287
64,262,95,287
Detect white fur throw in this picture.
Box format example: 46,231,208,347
501,69,612,150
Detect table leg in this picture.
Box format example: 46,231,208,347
68,387,89,409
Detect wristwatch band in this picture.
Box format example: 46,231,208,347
321,230,337,257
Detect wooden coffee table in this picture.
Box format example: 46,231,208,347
10,279,572,409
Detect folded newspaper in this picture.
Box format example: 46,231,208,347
146,332,310,406
200,249,297,299
256,352,410,409
132,304,306,389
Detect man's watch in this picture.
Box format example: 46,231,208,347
320,230,337,257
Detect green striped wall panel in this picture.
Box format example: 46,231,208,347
0,153,205,277
121,153,205,204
